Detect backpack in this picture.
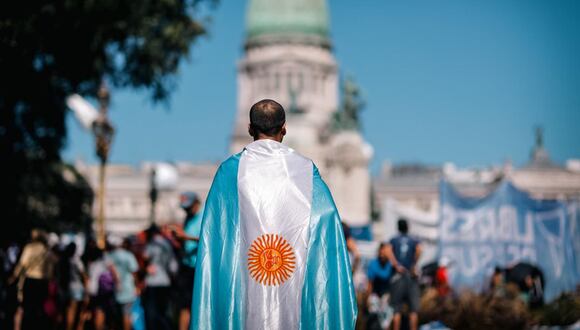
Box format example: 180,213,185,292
98,267,116,296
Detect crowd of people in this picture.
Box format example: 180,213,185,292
356,218,550,330
0,191,204,330
0,201,552,330
358,219,423,330
2,203,426,330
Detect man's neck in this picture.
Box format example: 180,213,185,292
254,134,283,143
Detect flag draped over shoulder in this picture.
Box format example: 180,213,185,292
191,140,357,330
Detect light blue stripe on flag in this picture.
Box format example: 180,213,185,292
300,165,358,329
191,153,244,329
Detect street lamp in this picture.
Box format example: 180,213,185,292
93,81,115,249
149,167,158,225
148,162,178,226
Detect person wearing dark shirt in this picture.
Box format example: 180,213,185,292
387,219,422,330
367,243,393,329
367,243,392,297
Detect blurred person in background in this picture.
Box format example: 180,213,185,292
503,262,545,309
10,229,57,330
0,240,20,330
107,236,139,330
524,273,544,309
489,266,507,298
58,242,87,330
434,256,452,298
342,221,361,273
387,218,422,330
45,237,62,327
172,191,203,330
83,241,118,330
142,224,178,330
367,242,394,330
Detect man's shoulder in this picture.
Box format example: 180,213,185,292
220,153,242,168
292,149,314,164
213,153,243,179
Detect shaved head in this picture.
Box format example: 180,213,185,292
249,99,286,138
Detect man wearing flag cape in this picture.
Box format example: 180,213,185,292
191,99,358,329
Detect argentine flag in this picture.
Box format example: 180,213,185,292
191,139,357,329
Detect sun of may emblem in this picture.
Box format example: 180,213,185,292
248,234,296,286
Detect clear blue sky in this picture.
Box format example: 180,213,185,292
64,0,580,172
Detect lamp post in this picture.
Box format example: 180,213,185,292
93,81,114,249
148,163,178,226
149,167,158,225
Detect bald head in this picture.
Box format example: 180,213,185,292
248,99,286,141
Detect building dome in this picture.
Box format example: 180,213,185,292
246,0,330,48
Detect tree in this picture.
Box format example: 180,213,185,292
0,0,217,244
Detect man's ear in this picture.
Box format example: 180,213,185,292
281,124,287,136
248,124,255,137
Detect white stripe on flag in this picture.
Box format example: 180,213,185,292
238,140,313,330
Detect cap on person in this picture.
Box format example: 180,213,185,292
180,191,199,209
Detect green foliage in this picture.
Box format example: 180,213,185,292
420,287,580,328
419,287,531,329
0,0,216,243
9,161,94,242
536,291,580,326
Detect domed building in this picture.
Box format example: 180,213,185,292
232,0,374,230
245,0,331,48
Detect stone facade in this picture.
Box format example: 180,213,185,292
375,133,580,218
79,162,218,235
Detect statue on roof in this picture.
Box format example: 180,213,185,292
287,87,304,114
528,125,560,169
332,75,365,131
535,126,544,148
